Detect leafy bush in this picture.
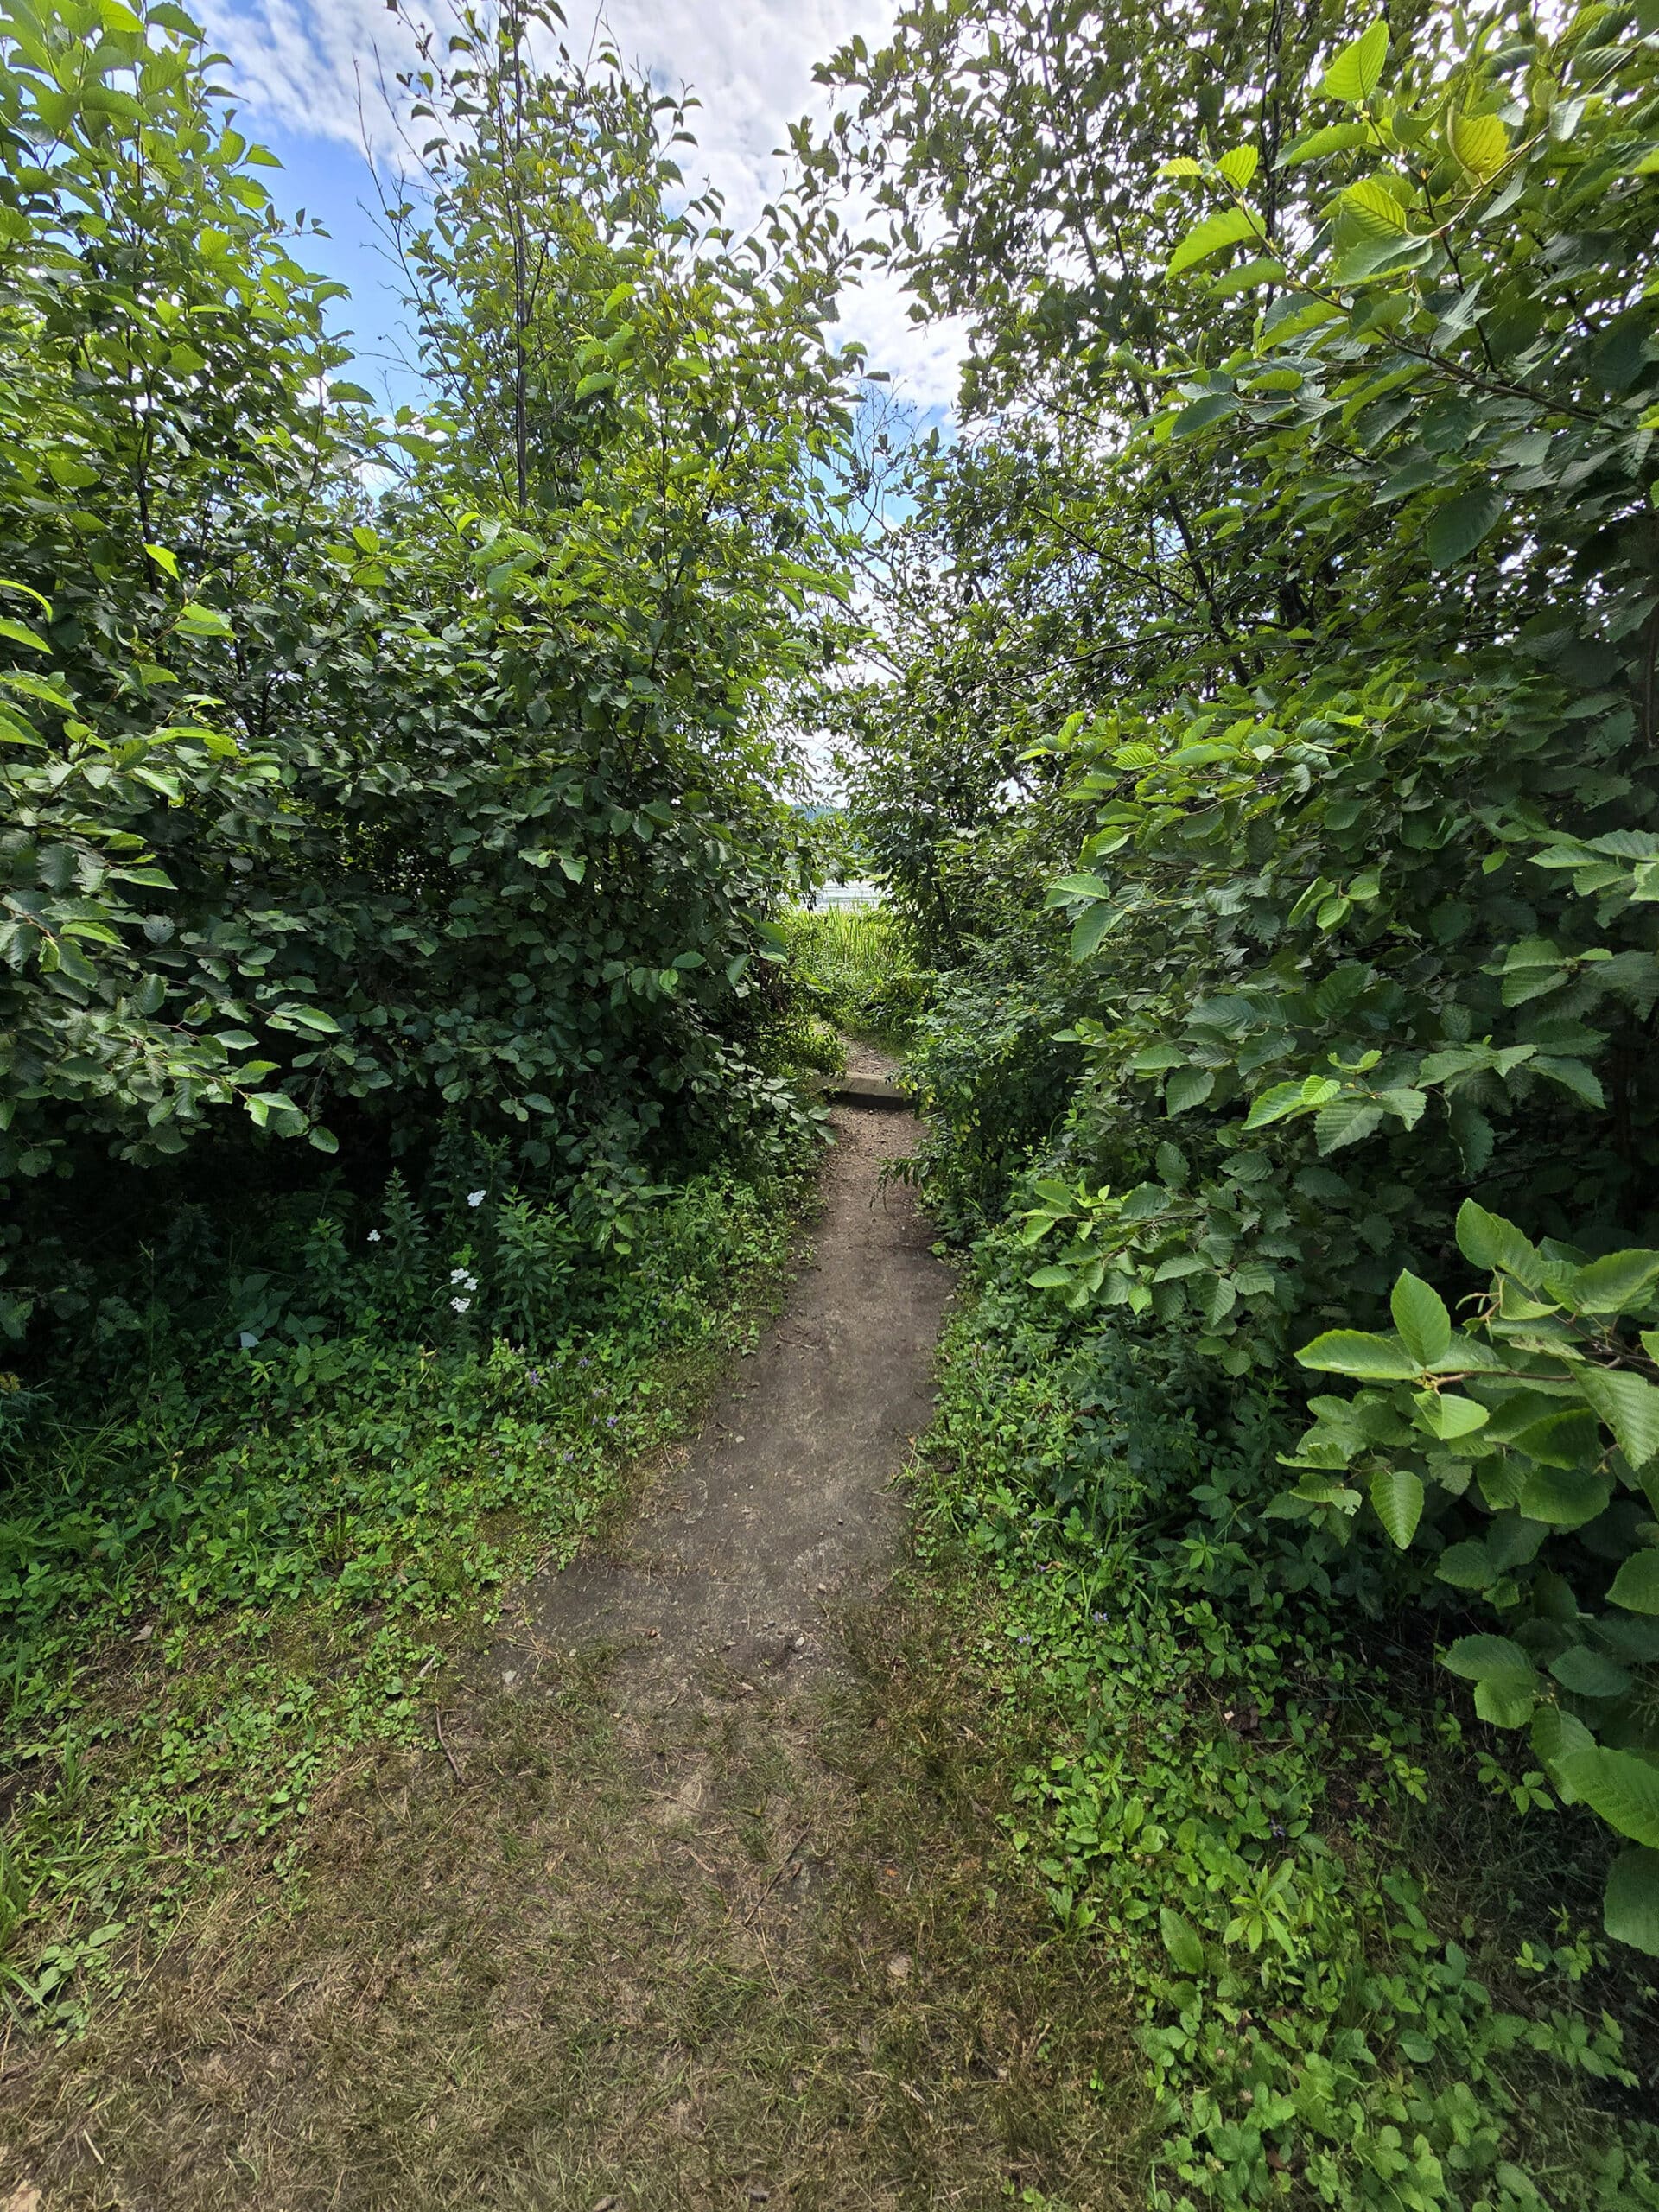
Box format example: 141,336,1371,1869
0,0,858,1337
1274,1202,1659,1956
919,1267,1659,2212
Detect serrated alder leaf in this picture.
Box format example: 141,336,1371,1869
1297,1329,1422,1379
1166,1066,1216,1115
1605,1847,1659,1956
1217,146,1260,188
1071,902,1116,959
1341,176,1410,236
1427,486,1503,569
1447,109,1510,181
1321,20,1389,105
1436,1540,1497,1589
1281,119,1370,166
1517,1465,1611,1529
1414,1389,1489,1441
1392,1270,1452,1365
1315,1096,1382,1153
1557,1745,1659,1847
1475,1675,1538,1728
1608,1551,1659,1614
1443,1633,1537,1684
1456,1198,1544,1284
1569,1249,1659,1314
1370,1466,1423,1548
1550,1645,1632,1699
1159,156,1204,177
1580,1367,1659,1468
1167,206,1264,277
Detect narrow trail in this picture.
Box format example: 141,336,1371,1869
513,1047,950,1724
3,1067,1141,2211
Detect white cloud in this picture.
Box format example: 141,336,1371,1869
197,0,965,410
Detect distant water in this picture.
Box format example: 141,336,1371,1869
810,880,882,910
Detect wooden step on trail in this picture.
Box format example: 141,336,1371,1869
825,1071,907,1108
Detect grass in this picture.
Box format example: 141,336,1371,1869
0,1560,1148,2209
0,1165,812,2040
783,907,925,1048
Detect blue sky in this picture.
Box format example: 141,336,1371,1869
201,0,966,416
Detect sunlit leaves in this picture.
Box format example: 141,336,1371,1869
1166,206,1266,276
1320,20,1389,105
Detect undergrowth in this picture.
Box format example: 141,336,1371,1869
0,1143,810,2036
914,1249,1659,2212
781,906,928,1049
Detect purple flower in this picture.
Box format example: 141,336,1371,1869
607,1416,617,1427
1270,1821,1287,1839
526,1370,542,1387
1092,1611,1109,1623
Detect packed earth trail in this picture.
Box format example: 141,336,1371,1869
3,1065,1141,2212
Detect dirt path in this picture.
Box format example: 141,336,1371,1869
5,1079,1136,2211
514,1061,950,1723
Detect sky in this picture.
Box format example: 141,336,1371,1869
195,0,966,418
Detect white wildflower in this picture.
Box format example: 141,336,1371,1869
366,1229,381,1243
451,1295,471,1313
467,1188,486,1207
449,1267,468,1284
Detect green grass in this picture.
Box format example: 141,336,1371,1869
0,1166,810,2037
783,905,926,1046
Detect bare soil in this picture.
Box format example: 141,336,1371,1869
0,1083,1141,2212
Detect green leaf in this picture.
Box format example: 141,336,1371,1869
1297,1330,1422,1379
1456,1199,1543,1285
1608,1551,1659,1615
1166,1066,1215,1115
1436,1540,1497,1589
1414,1390,1489,1441
1443,1633,1536,1684
1391,1270,1451,1365
1475,1676,1538,1728
175,601,233,638
1160,1906,1205,1974
1549,1645,1632,1699
1370,1466,1423,1548
143,543,181,581
1556,1745,1659,1846
1071,901,1116,959
1281,119,1370,166
1580,1369,1659,1469
1447,110,1509,182
1340,176,1410,236
1517,1465,1611,1529
1320,20,1389,105
1315,1096,1382,1153
1427,487,1503,569
1571,1249,1659,1315
1605,1847,1659,1956
1167,206,1264,277
1217,146,1259,188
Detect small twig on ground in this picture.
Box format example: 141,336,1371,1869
742,1825,813,1925
434,1707,465,1785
